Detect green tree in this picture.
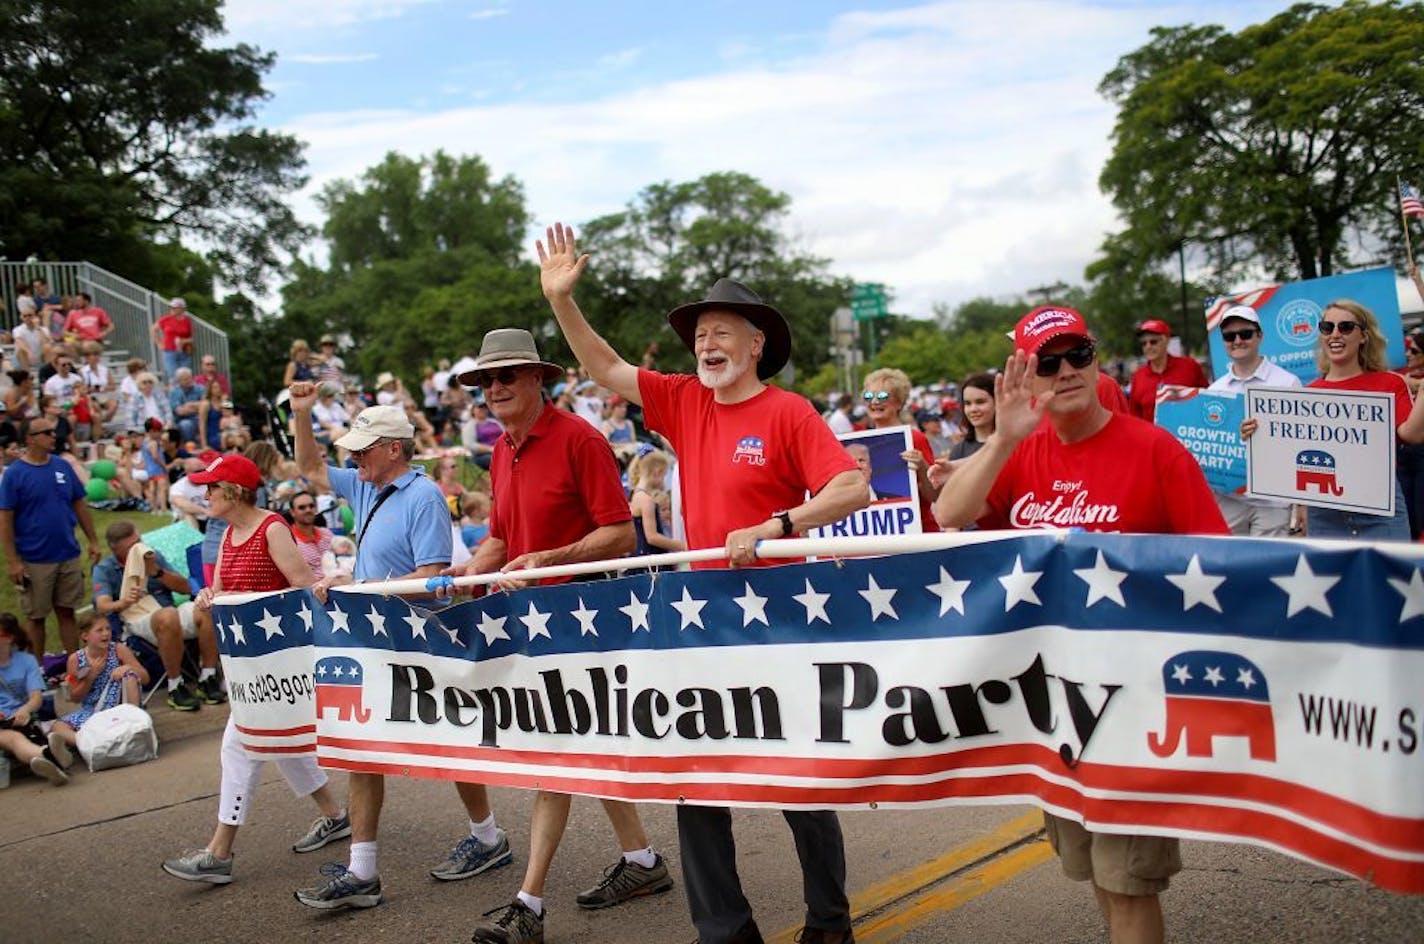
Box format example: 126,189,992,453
1098,1,1424,284
0,0,309,291
875,324,1010,387
278,152,539,390
577,172,850,378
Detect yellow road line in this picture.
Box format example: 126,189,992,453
768,810,1049,944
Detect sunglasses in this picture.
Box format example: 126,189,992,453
862,390,891,402
1036,343,1097,377
28,428,56,437
350,439,391,458
470,367,521,388
292,503,316,512
1221,328,1258,343
1317,320,1359,336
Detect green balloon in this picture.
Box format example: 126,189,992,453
339,504,355,532
85,477,111,501
91,460,117,480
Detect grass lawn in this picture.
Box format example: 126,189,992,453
1,507,175,654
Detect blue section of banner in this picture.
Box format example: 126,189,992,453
1155,392,1247,495
1206,267,1404,385
217,534,1424,662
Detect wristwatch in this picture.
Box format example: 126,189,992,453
773,509,794,537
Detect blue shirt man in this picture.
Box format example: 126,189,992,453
168,367,205,443
92,548,181,633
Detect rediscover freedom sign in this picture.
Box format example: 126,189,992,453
215,533,1424,893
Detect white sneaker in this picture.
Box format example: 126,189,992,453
47,732,73,771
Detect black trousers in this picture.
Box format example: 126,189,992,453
677,804,850,943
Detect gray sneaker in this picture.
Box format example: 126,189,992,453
162,849,234,885
293,812,352,853
575,855,674,909
429,829,513,881
470,899,544,943
294,863,383,910
29,754,69,786
46,731,74,771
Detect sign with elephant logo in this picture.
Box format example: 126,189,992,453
1245,387,1396,516
214,532,1424,893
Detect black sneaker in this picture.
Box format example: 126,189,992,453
575,855,673,909
470,900,544,943
197,676,228,705
167,681,201,712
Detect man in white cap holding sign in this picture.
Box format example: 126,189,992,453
286,382,514,911
1205,303,1301,536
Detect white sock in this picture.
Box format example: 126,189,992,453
167,676,182,691
470,814,500,846
348,841,378,880
517,890,543,917
199,667,216,682
623,846,657,869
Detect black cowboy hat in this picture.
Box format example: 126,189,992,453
666,279,792,381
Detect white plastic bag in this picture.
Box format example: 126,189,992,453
76,704,158,771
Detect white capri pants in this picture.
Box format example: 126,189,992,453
218,717,327,826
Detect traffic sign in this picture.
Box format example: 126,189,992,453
851,282,888,321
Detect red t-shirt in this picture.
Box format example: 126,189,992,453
156,313,193,352
63,306,111,341
1097,373,1129,414
488,401,630,583
1128,355,1208,422
219,514,294,592
638,370,857,569
1308,371,1414,441
980,413,1229,535
909,427,940,533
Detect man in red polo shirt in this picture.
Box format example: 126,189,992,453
62,294,114,343
1127,319,1207,422
537,222,869,944
453,327,670,944
935,305,1227,944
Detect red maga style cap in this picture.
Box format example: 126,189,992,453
1013,306,1093,356
1136,318,1172,337
188,454,261,491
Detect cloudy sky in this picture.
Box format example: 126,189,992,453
221,0,1296,316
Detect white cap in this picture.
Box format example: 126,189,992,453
1220,304,1260,326
168,297,186,309
334,405,415,451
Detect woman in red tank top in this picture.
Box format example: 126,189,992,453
161,454,347,888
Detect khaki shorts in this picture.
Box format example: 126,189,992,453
1043,811,1181,896
19,558,87,620
125,601,199,645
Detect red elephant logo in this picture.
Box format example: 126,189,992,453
314,655,372,724
1295,449,1344,497
1148,650,1275,762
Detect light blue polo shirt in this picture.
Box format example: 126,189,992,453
327,465,452,584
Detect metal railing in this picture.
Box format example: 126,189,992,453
0,261,229,378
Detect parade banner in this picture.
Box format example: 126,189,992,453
1205,266,1405,385
1155,385,1247,495
806,425,923,539
1245,387,1396,515
214,532,1424,893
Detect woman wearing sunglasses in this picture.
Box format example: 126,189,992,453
862,367,940,532
1244,299,1424,540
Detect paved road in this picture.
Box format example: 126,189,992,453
4,702,1422,943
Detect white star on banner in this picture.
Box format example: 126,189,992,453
859,574,899,621
998,555,1043,612
329,606,350,634
1270,554,1339,618
1204,666,1224,687
475,611,508,646
571,597,599,637
403,611,428,642
670,587,708,631
332,664,344,678
1388,569,1424,623
227,618,245,646
733,582,769,627
214,619,225,644
1073,550,1128,608
256,608,284,640
925,566,970,617
620,592,651,633
366,605,388,638
792,579,832,625
297,601,314,633
315,663,327,678
442,621,462,646
1170,664,1192,684
1165,554,1226,614
520,601,553,641
1237,668,1257,690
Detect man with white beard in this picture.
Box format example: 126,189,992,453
536,222,869,944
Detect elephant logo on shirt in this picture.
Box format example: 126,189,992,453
1148,650,1276,762
314,655,372,724
1295,450,1344,497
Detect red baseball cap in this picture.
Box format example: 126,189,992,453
188,454,261,491
1136,318,1172,337
1013,306,1094,356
